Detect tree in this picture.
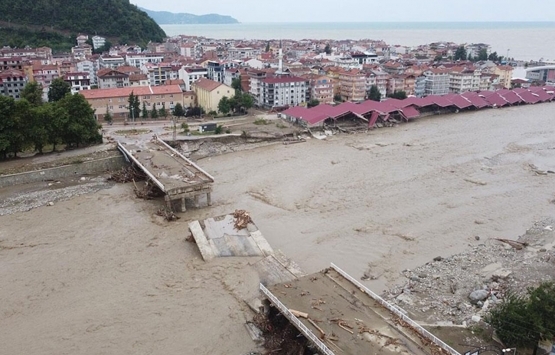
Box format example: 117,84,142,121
0,96,16,158
21,82,43,106
486,292,541,349
127,91,140,121
265,41,270,52
104,106,113,124
48,78,71,102
434,54,443,62
173,103,186,118
488,51,499,62
142,101,148,119
388,90,407,100
307,99,320,108
231,77,242,92
324,43,332,55
57,94,101,147
333,94,342,102
158,102,168,119
454,45,467,61
214,125,224,134
477,48,488,61
27,103,53,153
467,53,474,62
218,96,231,114
368,85,382,102
180,122,189,133
150,106,158,119
486,282,555,350
239,93,254,113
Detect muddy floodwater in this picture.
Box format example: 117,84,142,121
1,103,555,354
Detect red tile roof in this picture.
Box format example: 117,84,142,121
81,85,182,100
192,78,224,92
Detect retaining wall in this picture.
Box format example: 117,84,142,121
0,156,127,188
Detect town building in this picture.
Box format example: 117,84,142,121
423,68,450,96
97,69,130,89
227,47,261,60
449,67,481,94
339,69,366,102
126,54,165,68
92,36,106,50
493,65,514,88
63,72,91,94
206,61,225,83
179,67,208,91
192,78,234,113
99,55,125,70
81,85,185,121
33,64,60,99
0,69,28,100
526,65,555,84
365,70,389,98
260,76,309,108
302,74,334,104
76,60,99,86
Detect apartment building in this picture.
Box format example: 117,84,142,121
192,78,234,112
179,67,208,91
64,72,91,93
126,54,165,68
365,70,389,98
302,73,334,104
260,76,309,108
494,65,514,89
0,69,28,100
449,67,481,93
76,60,99,86
99,55,125,69
97,69,130,89
339,69,366,102
423,68,450,96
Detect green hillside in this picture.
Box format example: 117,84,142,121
0,0,166,51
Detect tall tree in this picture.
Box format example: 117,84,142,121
141,101,148,119
324,43,332,55
173,103,186,118
454,45,467,61
104,106,113,124
368,85,382,102
150,106,158,119
127,91,140,121
265,41,270,52
57,94,101,147
48,78,71,102
158,102,168,119
477,48,488,61
21,82,43,106
488,51,499,62
231,77,242,92
27,103,52,153
239,93,254,113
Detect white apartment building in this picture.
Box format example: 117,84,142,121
125,54,164,68
76,60,99,86
64,72,91,93
99,55,125,69
365,70,389,98
227,47,261,60
423,68,450,96
92,36,106,50
178,67,208,91
260,76,309,108
449,67,481,94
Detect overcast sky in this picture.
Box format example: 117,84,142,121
131,0,555,23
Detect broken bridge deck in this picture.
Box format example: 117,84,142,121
117,136,214,211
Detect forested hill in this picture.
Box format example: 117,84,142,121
0,0,166,51
140,7,239,24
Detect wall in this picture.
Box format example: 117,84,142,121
0,156,127,188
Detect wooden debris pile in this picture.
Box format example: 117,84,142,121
233,209,253,230
133,180,164,200
156,207,180,222
495,238,529,250
109,166,145,183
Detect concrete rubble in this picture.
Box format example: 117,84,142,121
383,218,555,326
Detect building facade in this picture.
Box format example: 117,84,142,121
192,78,234,112
97,69,130,89
64,72,91,93
339,69,366,102
260,76,309,108
423,69,450,96
0,69,28,100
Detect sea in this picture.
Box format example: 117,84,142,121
161,22,555,62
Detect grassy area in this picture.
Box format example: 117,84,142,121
254,118,272,125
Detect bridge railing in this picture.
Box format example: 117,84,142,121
330,263,461,355
259,283,335,355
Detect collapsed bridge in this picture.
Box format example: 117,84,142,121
117,136,214,212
